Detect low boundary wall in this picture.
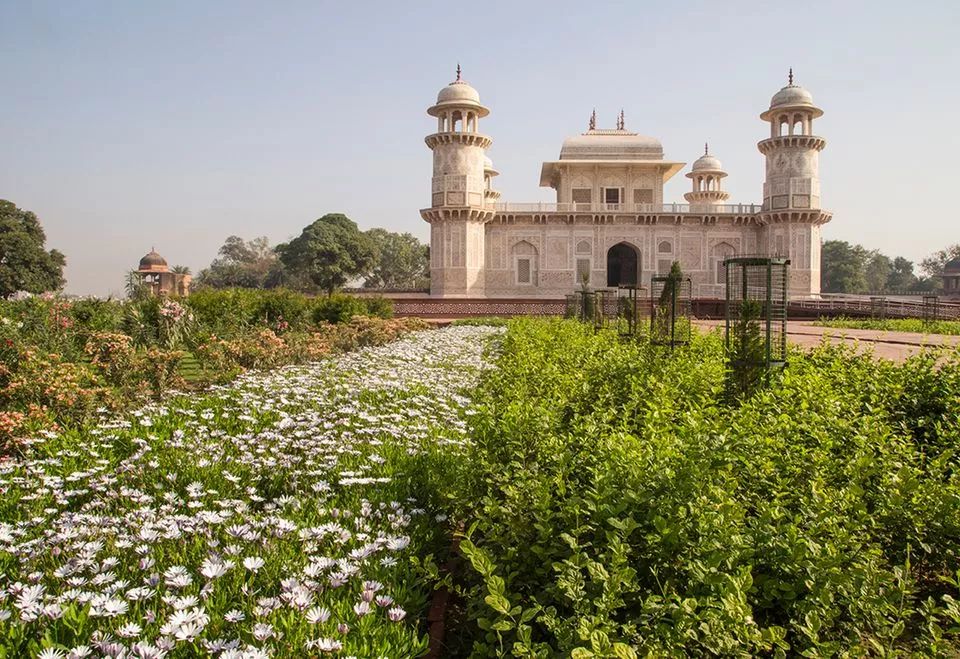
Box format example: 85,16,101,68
389,296,960,321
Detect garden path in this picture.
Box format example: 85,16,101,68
693,320,960,361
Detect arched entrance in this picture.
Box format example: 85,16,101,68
607,242,640,287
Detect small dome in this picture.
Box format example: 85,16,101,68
692,153,724,172
138,250,168,270
944,258,960,273
437,81,480,105
770,84,815,110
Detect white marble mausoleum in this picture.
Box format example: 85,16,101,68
420,67,831,299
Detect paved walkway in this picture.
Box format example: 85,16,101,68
694,320,960,361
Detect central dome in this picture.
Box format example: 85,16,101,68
560,130,663,161
138,250,168,271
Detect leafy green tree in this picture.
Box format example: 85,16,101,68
171,265,191,275
885,256,918,292
277,214,376,295
194,236,280,289
920,243,960,279
864,252,892,293
362,229,429,290
821,240,868,293
0,200,65,297
124,271,150,301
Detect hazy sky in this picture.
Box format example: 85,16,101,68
2,0,957,296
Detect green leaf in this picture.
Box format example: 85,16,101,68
485,593,511,615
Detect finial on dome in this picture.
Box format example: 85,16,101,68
704,142,709,156
617,109,625,130
788,67,793,86
589,108,596,131
456,63,462,82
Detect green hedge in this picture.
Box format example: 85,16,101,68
446,318,960,656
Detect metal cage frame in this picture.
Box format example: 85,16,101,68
724,256,790,398
922,295,940,326
616,286,645,338
650,275,692,349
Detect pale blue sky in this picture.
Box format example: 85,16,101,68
1,0,957,295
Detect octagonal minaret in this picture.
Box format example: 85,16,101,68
757,69,832,296
420,66,494,297
684,143,730,210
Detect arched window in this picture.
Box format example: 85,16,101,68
658,240,672,254
778,115,789,137
792,114,804,136
575,240,592,254
511,241,538,286
711,242,736,284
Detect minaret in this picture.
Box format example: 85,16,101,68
684,143,730,210
420,66,494,297
757,69,832,296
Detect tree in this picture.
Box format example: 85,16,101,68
362,229,429,289
885,256,918,292
0,200,65,297
864,252,892,293
124,271,150,301
920,243,960,279
194,235,280,289
276,214,376,295
171,265,191,275
821,240,868,294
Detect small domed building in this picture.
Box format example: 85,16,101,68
134,249,191,297
420,68,831,298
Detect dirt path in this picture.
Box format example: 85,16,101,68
694,320,960,361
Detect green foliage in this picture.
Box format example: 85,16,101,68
0,200,65,297
821,241,925,293
451,318,512,327
821,240,870,293
920,243,960,279
277,214,376,295
814,316,960,336
363,228,430,289
445,318,960,656
193,235,283,289
727,299,768,399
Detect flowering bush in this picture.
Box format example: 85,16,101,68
0,349,111,428
84,331,136,387
0,326,499,656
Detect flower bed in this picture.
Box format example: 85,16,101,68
0,326,500,657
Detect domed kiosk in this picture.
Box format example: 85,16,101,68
134,248,191,297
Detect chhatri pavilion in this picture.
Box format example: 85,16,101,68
420,67,830,299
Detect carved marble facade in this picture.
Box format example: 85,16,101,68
420,69,831,299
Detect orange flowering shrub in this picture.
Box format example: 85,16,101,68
0,349,111,426
84,331,135,387
0,404,52,449
136,348,186,399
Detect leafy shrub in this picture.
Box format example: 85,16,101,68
84,331,135,387
446,318,960,656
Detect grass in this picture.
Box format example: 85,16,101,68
813,316,960,335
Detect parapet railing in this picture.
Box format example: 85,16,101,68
792,296,960,320
493,202,762,214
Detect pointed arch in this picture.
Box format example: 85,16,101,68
606,241,640,287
